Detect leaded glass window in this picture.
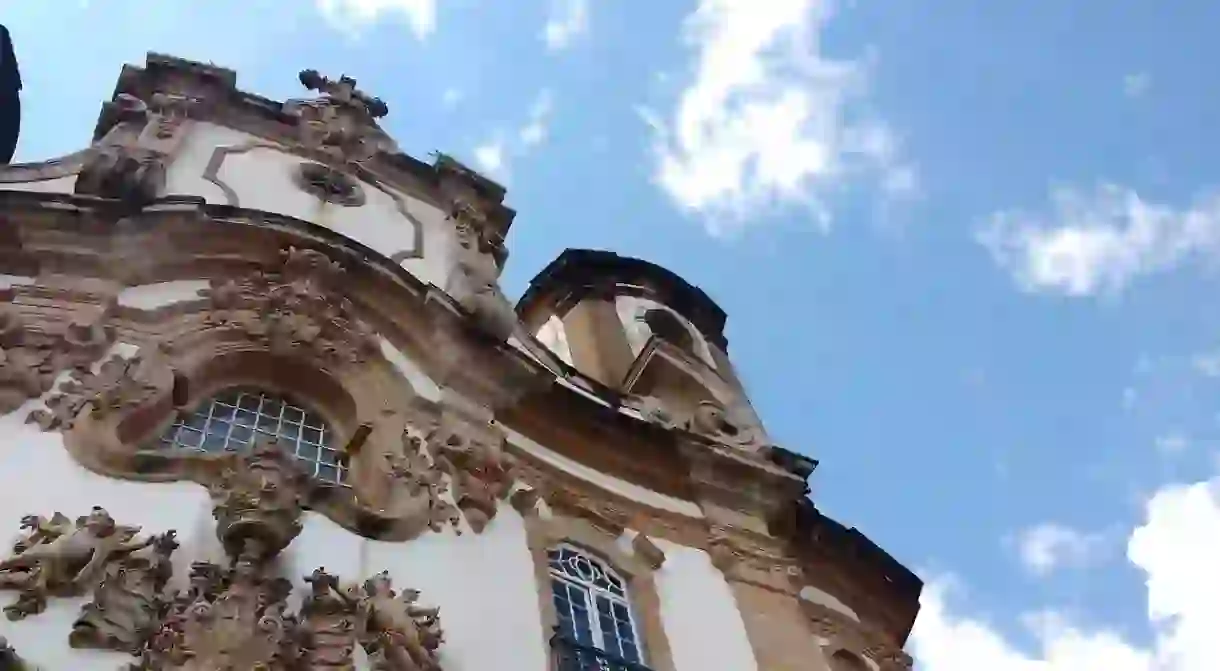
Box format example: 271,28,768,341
158,388,346,485
548,544,643,664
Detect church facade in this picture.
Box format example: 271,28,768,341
0,53,921,670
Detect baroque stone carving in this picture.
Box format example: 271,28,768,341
355,571,444,671
201,246,380,366
431,417,516,533
688,399,768,454
706,525,803,595
27,351,160,432
298,567,361,669
70,530,179,653
294,161,366,207
290,69,395,165
75,91,195,208
209,440,309,559
0,308,112,415
386,431,463,537
0,507,157,620
444,198,517,343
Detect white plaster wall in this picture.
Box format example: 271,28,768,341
0,174,78,193
648,536,760,671
165,123,455,290
535,314,573,365
614,295,715,368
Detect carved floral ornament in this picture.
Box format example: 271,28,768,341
0,445,446,670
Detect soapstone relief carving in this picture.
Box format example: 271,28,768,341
201,246,380,367
0,636,33,671
444,197,518,343
0,507,157,621
430,416,516,534
70,529,179,653
26,351,161,432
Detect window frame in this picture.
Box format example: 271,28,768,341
548,542,647,664
156,386,349,486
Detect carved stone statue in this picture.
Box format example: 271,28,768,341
133,561,228,669
445,201,517,343
0,507,154,620
354,571,443,671
299,567,361,669
70,530,179,653
75,91,195,208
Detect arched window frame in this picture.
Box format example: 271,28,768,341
547,542,645,662
525,502,677,671
155,386,349,486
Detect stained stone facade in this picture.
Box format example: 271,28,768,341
0,53,921,670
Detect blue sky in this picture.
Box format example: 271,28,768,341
6,1,1220,667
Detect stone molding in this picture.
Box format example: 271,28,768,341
803,600,914,671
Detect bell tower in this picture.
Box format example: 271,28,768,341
517,249,769,452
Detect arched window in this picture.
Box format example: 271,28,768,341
641,308,695,353
548,544,643,664
157,388,346,485
829,649,870,671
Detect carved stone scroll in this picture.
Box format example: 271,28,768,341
0,508,158,621
200,246,380,367
444,199,517,343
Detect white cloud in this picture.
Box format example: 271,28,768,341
1013,523,1109,576
1191,351,1220,377
469,90,555,182
641,0,913,237
912,473,1220,671
1125,72,1152,98
1156,432,1191,456
441,88,463,108
315,0,436,38
978,184,1220,296
473,140,506,176
518,90,555,147
543,0,589,51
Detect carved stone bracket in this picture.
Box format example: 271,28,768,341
200,246,381,368
545,486,632,538
443,198,517,343
632,533,666,570
802,600,913,671
0,307,113,415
